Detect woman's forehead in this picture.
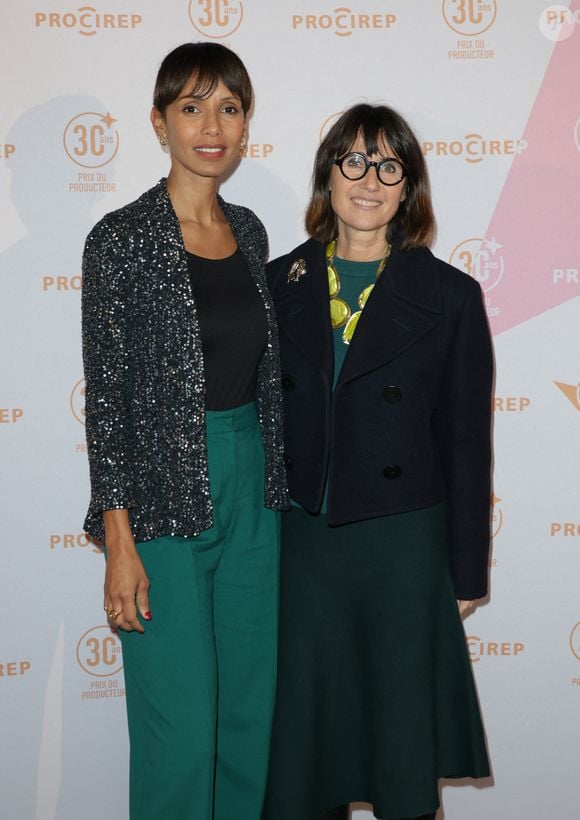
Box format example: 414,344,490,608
181,73,236,99
349,131,395,156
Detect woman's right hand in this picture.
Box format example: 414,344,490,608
103,510,151,633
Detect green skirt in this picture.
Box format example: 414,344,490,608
263,503,490,820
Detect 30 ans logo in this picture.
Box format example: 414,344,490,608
70,378,85,425
77,626,126,701
554,381,580,411
491,493,503,539
320,111,344,143
77,626,123,677
570,622,580,661
450,237,504,292
63,111,118,169
442,0,498,36
188,0,244,38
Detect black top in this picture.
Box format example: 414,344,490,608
186,248,267,410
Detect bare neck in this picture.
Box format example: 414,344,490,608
166,168,222,227
335,226,389,262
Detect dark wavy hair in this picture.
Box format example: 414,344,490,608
153,42,253,115
305,104,435,249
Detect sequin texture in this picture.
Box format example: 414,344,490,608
81,178,289,543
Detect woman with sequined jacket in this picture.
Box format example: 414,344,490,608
81,43,288,820
262,105,493,820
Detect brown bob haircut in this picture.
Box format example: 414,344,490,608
153,42,253,116
306,104,435,249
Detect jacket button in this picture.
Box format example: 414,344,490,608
283,452,293,470
282,374,295,392
383,464,402,479
383,386,402,403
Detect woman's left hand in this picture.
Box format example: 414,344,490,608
457,599,477,618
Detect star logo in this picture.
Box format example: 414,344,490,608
100,112,117,129
554,381,580,411
484,237,502,256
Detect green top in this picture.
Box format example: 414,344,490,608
331,257,379,388
321,257,380,513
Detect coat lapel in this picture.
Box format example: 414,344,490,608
273,240,334,384
337,243,442,386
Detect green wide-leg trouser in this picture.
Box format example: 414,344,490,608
119,403,280,820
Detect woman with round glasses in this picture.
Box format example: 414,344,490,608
262,104,492,820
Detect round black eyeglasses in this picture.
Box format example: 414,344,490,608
334,152,405,186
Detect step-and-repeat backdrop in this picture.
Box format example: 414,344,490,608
1,2,579,818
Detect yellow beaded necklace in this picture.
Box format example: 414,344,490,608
326,239,392,345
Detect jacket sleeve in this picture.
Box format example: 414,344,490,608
433,278,494,600
81,220,135,514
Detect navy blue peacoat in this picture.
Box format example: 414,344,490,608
267,237,494,600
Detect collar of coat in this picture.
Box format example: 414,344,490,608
270,237,444,386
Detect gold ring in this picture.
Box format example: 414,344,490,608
108,609,122,621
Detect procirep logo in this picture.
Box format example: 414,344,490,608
423,135,527,164
554,381,580,411
467,636,524,662
292,8,396,36
35,7,142,36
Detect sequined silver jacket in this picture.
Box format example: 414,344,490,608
81,178,289,543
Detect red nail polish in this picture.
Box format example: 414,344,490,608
144,611,152,620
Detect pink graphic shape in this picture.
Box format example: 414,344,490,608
485,3,580,336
